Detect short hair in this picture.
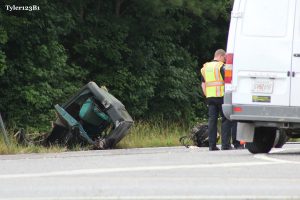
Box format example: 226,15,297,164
214,49,226,58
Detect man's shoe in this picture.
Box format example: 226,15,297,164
221,146,234,150
234,145,245,149
209,146,220,151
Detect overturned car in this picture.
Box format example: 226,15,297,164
22,82,134,149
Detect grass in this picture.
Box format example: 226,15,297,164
0,130,78,155
117,121,190,149
1,121,299,155
0,121,192,155
0,139,67,155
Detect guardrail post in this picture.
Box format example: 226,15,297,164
0,113,10,147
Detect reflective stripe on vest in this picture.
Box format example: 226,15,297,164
201,61,224,97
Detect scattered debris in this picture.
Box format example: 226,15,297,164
179,123,220,148
16,82,134,150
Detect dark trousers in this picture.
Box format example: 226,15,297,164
208,103,231,148
231,121,241,147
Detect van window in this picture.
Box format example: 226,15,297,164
242,0,290,37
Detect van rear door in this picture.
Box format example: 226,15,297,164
291,0,300,106
232,0,296,106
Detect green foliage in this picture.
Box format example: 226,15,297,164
117,120,190,148
0,0,232,130
0,13,8,76
0,133,68,155
0,121,193,154
0,1,87,129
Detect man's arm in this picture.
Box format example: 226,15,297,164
221,65,225,80
199,68,206,97
201,82,206,97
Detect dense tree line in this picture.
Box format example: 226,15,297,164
0,0,232,130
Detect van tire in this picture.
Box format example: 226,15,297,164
274,130,288,148
246,127,276,154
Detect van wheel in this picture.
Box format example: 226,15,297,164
274,129,288,148
246,127,276,154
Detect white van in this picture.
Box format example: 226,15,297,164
223,0,300,153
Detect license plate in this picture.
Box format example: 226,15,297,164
252,79,274,94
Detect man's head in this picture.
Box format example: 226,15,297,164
214,49,226,63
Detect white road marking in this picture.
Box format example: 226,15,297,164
1,147,299,180
0,161,281,179
0,195,297,200
2,147,300,199
254,154,300,164
254,147,300,164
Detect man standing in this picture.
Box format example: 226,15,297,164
200,49,232,151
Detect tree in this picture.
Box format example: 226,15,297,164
0,0,232,129
0,1,87,129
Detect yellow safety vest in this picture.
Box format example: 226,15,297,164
201,61,225,98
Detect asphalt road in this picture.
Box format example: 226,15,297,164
0,143,300,200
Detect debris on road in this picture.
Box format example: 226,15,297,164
16,82,134,150
179,123,220,148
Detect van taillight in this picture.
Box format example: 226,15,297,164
225,53,233,84
233,107,242,112
226,53,233,65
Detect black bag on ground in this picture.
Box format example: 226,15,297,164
179,124,209,148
